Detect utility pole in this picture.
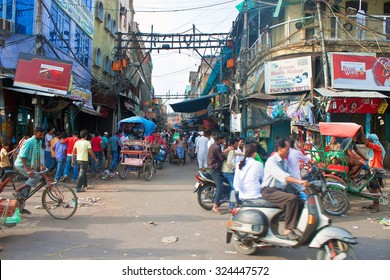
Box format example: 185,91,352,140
34,0,44,128
241,0,249,139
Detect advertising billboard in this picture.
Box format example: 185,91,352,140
265,56,312,94
14,53,73,95
330,52,390,91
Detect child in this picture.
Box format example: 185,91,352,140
0,142,15,170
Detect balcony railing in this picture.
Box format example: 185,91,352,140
248,14,390,61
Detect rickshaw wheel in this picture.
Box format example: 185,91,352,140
118,164,129,179
143,159,153,181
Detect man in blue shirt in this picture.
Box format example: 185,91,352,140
108,131,120,171
102,132,109,167
13,127,45,214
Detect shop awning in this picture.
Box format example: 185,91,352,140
76,105,101,116
314,88,388,98
246,92,278,100
315,88,388,114
3,86,55,97
170,93,220,113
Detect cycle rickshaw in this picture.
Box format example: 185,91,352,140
117,116,156,181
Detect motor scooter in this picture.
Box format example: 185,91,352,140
226,179,358,260
194,170,231,211
155,146,167,170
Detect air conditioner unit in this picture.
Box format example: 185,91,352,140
0,18,13,33
120,7,127,16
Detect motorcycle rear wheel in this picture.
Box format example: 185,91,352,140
317,240,357,260
233,235,257,255
156,160,163,170
197,184,215,211
321,189,350,216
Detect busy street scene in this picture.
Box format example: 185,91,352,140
1,0,390,270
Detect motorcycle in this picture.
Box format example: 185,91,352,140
226,178,358,260
194,170,232,211
155,146,167,170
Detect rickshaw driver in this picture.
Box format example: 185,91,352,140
339,133,368,180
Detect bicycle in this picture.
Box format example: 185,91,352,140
4,169,78,220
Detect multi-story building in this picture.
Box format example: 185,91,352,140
0,0,153,142
226,0,389,154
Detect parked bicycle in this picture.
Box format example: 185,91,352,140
3,169,78,220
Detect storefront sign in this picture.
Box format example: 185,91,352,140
14,53,72,95
327,98,383,114
54,0,94,38
265,56,312,94
70,86,94,110
330,52,390,91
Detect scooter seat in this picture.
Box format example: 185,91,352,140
241,198,279,209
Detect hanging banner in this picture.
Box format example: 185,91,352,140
327,98,383,114
330,52,390,91
70,86,94,110
265,56,312,94
14,53,73,95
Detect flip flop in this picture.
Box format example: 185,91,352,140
362,205,375,210
369,208,380,213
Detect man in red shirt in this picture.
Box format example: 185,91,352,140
153,132,167,149
360,127,386,213
61,131,80,182
91,131,103,173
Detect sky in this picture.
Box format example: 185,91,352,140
133,0,241,112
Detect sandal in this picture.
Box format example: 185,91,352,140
369,208,380,213
362,205,375,210
212,206,222,215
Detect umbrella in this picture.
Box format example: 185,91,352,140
118,116,156,136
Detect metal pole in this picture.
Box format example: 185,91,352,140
241,0,249,139
316,0,329,88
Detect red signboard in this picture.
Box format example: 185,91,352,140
14,53,72,95
327,98,382,114
330,53,390,91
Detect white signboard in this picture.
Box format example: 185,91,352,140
230,113,242,133
265,56,312,94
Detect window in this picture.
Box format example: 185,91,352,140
105,13,111,31
15,1,33,34
49,2,71,53
94,47,102,67
96,1,103,21
384,2,390,14
346,1,368,13
83,0,92,11
75,26,90,67
104,56,110,73
111,20,117,35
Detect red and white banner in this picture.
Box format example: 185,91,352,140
327,98,383,114
14,53,73,95
330,52,390,91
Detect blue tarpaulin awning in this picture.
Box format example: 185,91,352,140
170,93,220,113
118,116,156,136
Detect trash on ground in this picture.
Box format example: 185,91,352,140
225,250,238,254
161,236,178,245
352,226,359,229
144,221,157,226
78,197,105,207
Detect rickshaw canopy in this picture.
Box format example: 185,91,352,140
118,116,156,136
319,122,361,138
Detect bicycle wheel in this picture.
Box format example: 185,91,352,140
143,159,153,181
42,184,78,220
118,164,129,179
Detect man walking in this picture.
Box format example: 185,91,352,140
72,130,98,193
62,131,80,182
91,131,103,173
196,131,208,170
44,127,55,170
108,131,120,171
207,133,229,214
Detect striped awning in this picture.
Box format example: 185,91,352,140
315,88,389,98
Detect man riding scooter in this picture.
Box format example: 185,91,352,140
261,138,310,240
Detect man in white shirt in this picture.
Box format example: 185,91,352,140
195,131,209,170
287,137,310,179
207,131,216,149
234,138,245,164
